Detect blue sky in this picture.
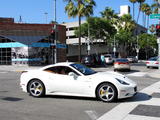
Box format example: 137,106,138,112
0,0,157,26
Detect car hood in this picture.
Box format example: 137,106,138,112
91,71,136,85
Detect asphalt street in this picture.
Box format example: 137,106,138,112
0,63,159,120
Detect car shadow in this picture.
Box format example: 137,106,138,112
117,69,140,74
118,92,152,103
44,95,98,102
42,92,151,103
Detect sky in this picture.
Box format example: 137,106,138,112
0,0,158,26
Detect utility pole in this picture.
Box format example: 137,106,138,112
113,36,116,57
158,0,160,69
87,23,90,55
54,0,57,64
136,35,139,60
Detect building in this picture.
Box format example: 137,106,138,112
62,5,147,61
119,5,130,16
62,21,108,61
0,17,66,65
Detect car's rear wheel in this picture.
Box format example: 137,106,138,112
96,83,117,102
28,79,45,97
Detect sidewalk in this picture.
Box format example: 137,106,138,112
0,65,42,72
98,81,160,120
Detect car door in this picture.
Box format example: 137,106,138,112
45,66,93,96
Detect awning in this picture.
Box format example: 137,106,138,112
4,35,47,45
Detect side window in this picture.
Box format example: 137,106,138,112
44,67,59,74
44,66,80,76
59,66,79,75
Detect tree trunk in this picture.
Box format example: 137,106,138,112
137,3,141,24
118,43,127,58
78,16,81,62
133,3,135,20
147,15,149,33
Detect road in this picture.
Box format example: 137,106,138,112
0,63,159,120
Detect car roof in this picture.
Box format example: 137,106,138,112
40,62,75,70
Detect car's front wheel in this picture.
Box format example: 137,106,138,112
96,83,117,102
28,79,45,97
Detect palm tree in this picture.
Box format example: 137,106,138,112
100,7,119,25
119,14,136,33
141,3,149,27
64,0,96,62
100,7,118,19
136,0,145,24
151,0,159,14
116,14,136,57
129,0,137,21
145,5,152,32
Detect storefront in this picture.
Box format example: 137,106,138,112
0,18,66,65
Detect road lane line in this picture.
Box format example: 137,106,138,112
85,110,98,120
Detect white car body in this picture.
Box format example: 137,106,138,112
146,56,159,68
114,58,130,71
104,54,114,64
20,62,137,101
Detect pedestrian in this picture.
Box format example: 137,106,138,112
101,54,106,67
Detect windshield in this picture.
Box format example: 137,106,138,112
71,63,97,75
149,57,158,61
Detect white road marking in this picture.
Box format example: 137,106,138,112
123,114,160,120
97,81,160,120
0,72,8,74
126,72,147,77
85,110,98,120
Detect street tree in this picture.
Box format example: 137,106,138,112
138,33,157,59
75,17,116,43
115,14,136,57
129,0,137,20
151,0,159,14
136,0,145,24
64,0,96,62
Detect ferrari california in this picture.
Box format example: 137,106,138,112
20,62,137,102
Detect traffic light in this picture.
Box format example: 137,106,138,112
156,24,160,37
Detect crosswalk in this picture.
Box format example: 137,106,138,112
97,81,160,120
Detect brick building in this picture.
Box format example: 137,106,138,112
0,17,66,65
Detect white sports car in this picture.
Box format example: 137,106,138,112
20,62,137,102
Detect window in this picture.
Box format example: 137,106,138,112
44,66,79,75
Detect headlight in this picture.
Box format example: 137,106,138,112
116,78,130,85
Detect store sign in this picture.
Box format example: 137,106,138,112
150,14,160,19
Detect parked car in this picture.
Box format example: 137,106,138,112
20,62,137,102
92,54,102,65
127,56,138,63
104,54,114,64
81,55,101,67
81,55,95,66
114,58,130,71
146,56,159,68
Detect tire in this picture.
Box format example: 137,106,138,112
96,83,117,102
28,79,45,97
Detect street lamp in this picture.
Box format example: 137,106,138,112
44,12,48,23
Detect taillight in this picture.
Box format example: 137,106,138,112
146,62,149,64
155,62,159,64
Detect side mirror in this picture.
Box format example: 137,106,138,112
68,72,78,80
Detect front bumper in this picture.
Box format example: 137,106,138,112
118,86,137,99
